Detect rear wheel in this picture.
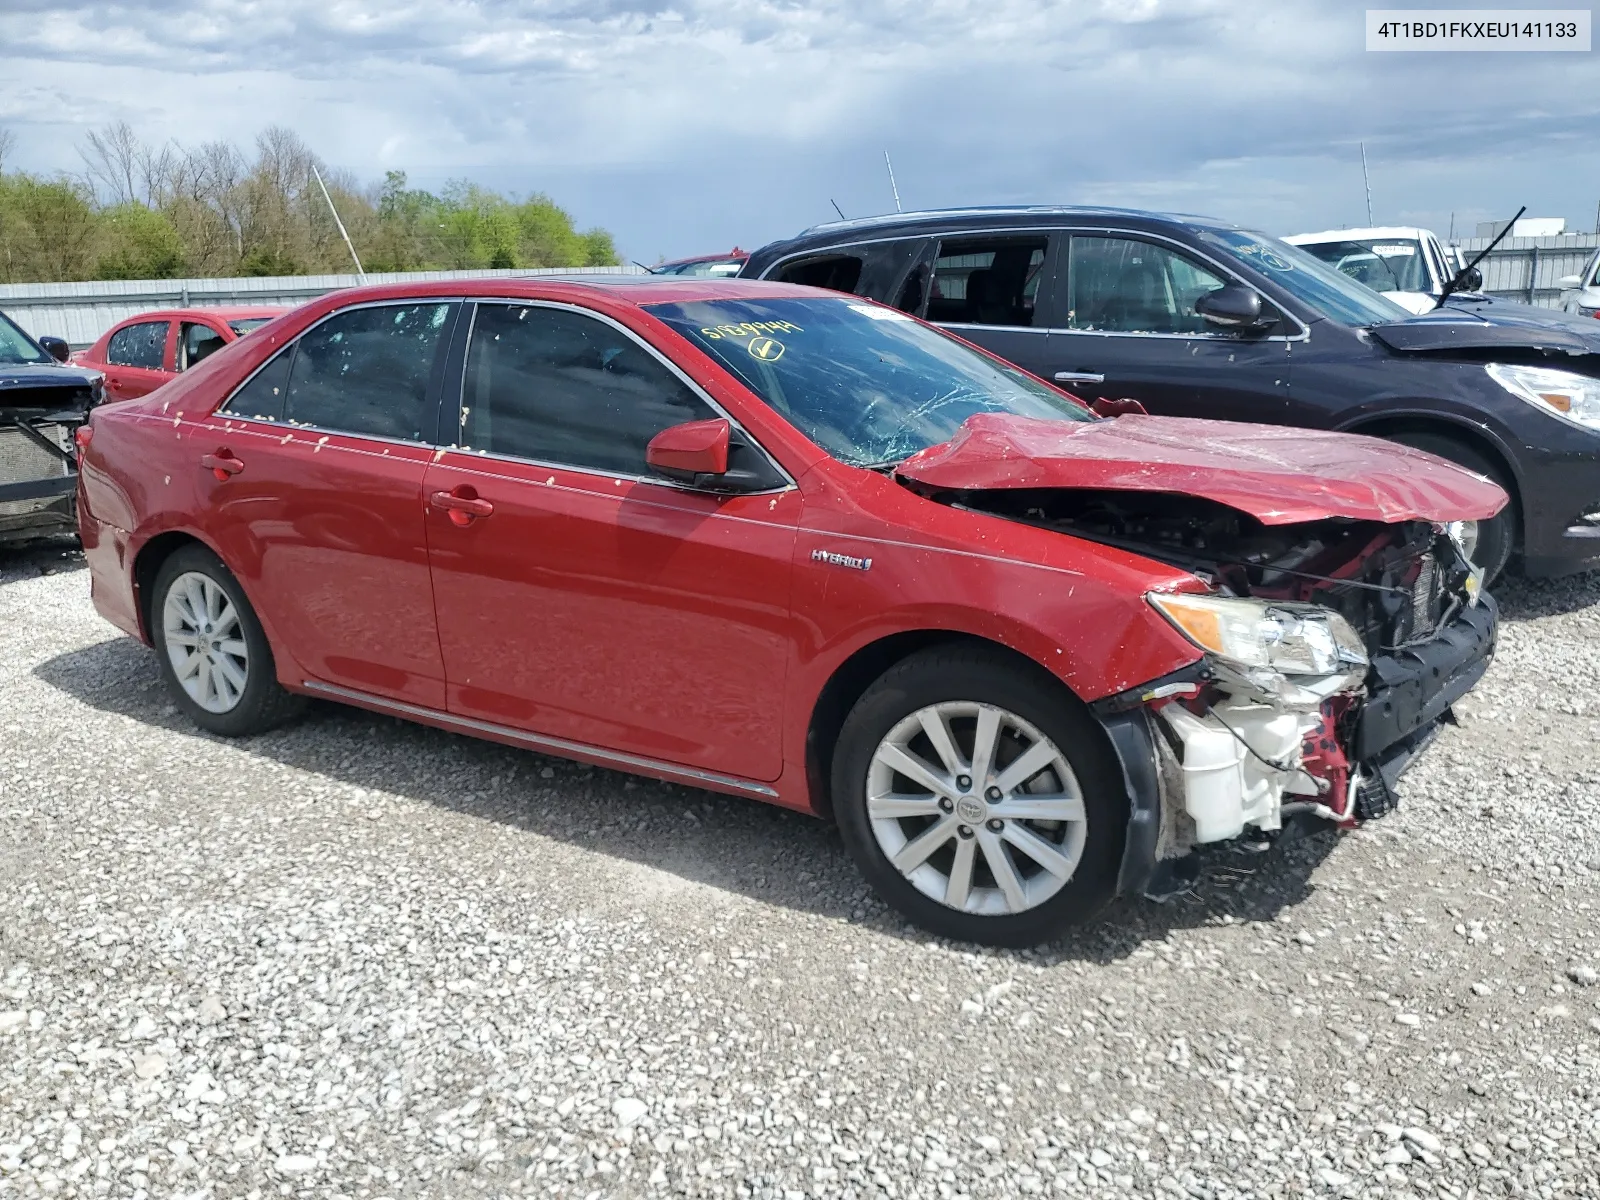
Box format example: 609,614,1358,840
1384,432,1517,583
151,545,305,736
831,645,1126,946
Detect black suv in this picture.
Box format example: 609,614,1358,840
742,207,1600,579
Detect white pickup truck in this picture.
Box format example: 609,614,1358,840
1283,227,1468,314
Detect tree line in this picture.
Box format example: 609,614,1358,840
0,123,619,284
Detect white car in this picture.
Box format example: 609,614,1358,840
1558,248,1600,321
1283,226,1464,315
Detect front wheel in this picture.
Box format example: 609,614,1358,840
151,545,305,736
831,645,1127,946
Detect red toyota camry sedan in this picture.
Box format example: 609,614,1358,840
77,276,1504,944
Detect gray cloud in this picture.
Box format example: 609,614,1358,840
1,0,1594,260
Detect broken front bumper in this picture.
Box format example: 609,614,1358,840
1098,594,1498,898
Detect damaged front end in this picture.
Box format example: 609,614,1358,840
0,375,99,544
962,488,1498,898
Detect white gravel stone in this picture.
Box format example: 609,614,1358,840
4,546,1600,1200
611,1097,648,1127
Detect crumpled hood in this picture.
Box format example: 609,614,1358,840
1371,306,1600,355
0,362,101,392
895,413,1508,525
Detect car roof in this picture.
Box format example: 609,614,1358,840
789,205,1239,238
293,274,829,309
113,306,288,325
658,251,748,268
1284,227,1431,244
739,205,1251,271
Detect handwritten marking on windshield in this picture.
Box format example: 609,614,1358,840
699,321,802,340
749,337,785,361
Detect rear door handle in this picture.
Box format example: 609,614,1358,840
1054,371,1105,384
430,488,494,526
200,451,245,480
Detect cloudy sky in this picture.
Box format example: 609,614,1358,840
1,0,1595,261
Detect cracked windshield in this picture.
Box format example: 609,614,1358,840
646,296,1092,466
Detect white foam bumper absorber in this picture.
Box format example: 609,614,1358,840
1158,700,1318,843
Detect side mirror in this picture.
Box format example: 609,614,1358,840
1090,397,1148,418
1194,284,1267,331
37,335,70,363
1451,266,1484,293
646,418,731,484
1559,274,1583,289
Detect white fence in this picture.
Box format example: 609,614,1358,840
1453,234,1599,309
0,266,647,348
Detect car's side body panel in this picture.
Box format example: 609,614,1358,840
423,449,804,782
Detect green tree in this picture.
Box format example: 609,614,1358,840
95,202,184,279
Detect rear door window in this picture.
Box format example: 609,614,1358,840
773,255,864,293
106,321,169,369
280,302,455,441
926,237,1048,327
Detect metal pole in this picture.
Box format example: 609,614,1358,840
1527,244,1539,304
1360,143,1373,225
311,164,366,283
884,151,902,213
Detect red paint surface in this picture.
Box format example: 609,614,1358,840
78,276,1497,814
897,413,1510,525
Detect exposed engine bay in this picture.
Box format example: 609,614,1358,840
1,380,97,544
953,487,1492,870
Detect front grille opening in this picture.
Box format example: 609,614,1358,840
0,424,71,484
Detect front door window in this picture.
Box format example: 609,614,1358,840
1065,237,1228,335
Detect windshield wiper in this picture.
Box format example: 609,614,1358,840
1435,205,1523,310
856,456,909,473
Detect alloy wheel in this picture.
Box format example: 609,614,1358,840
162,571,250,714
865,701,1087,916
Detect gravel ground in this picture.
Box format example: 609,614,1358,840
2,537,1598,1200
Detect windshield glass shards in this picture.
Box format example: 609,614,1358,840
1193,228,1411,327
644,296,1092,467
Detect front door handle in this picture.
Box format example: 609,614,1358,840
200,450,245,480
430,488,494,526
1054,371,1105,384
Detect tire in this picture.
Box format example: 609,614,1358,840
151,544,305,736
1385,432,1517,583
831,644,1127,946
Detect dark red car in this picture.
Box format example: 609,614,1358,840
649,249,747,278
73,307,285,402
77,276,1504,944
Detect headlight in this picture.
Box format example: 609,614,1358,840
1486,362,1600,431
1148,593,1369,677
